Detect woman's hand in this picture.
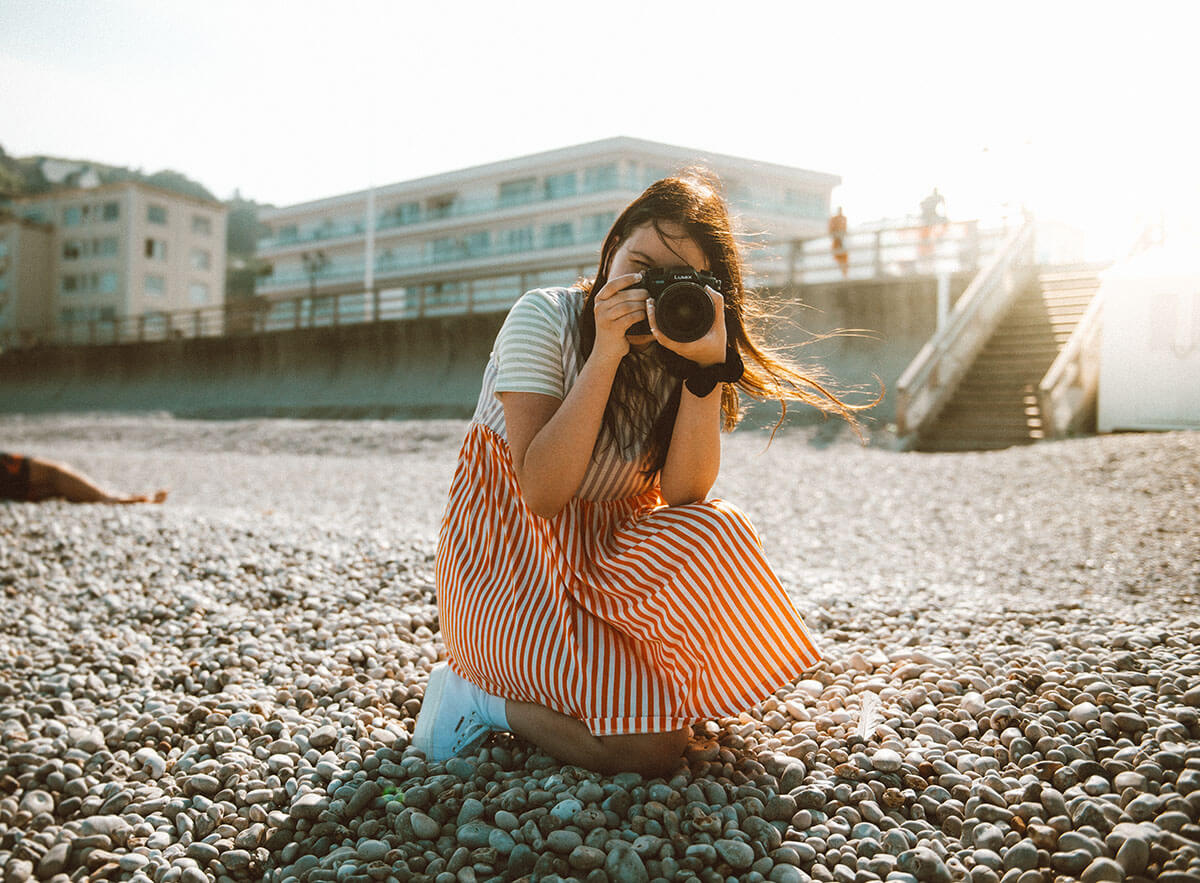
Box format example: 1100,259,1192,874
592,273,648,365
647,285,727,367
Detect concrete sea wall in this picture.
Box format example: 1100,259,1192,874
0,276,969,425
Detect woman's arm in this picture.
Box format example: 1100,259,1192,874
658,383,723,506
502,273,646,519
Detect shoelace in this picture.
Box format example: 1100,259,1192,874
450,710,489,755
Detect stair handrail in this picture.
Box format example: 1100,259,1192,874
895,217,1037,442
1037,281,1106,439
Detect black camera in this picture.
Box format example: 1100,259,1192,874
626,268,720,342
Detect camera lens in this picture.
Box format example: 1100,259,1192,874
656,282,714,342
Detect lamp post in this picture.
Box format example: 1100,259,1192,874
301,250,328,326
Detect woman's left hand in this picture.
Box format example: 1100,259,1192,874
647,285,728,367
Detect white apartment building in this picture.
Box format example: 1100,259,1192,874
2,181,227,347
255,137,839,322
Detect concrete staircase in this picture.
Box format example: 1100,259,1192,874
915,269,1102,452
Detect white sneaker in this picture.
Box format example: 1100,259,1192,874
412,663,495,762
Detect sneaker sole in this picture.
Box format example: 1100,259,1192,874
412,663,449,753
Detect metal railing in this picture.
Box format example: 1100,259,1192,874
894,217,1037,442
771,219,1011,286
1037,286,1105,439
3,279,547,350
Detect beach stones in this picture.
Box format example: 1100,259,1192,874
2,417,1199,883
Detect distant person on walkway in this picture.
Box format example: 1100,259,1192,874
413,169,867,776
829,206,849,278
920,187,947,226
918,187,948,264
0,453,168,504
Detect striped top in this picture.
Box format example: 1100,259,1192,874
472,287,676,502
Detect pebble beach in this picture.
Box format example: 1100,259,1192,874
1,414,1198,883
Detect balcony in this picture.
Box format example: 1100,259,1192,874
257,174,642,252
258,172,834,253
257,227,604,293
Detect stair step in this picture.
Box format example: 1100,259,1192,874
973,347,1060,356
917,438,1040,452
921,428,1043,441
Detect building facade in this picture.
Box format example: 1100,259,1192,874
255,137,839,323
1,181,227,347
0,215,55,347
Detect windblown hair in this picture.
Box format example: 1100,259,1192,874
579,169,870,473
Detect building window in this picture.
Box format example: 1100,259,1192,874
103,201,120,221
188,282,209,305
190,248,211,270
145,275,166,296
98,272,118,294
145,238,168,260
0,239,8,259
427,195,456,219
465,231,490,257
544,172,577,200
583,164,618,193
147,204,168,225
192,214,212,235
432,237,464,262
499,178,537,207
582,212,616,242
98,236,118,257
544,222,574,248
63,240,83,260
389,202,420,225
64,206,82,227
500,226,533,254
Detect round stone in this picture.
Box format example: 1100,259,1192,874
1080,857,1125,882
410,811,439,840
18,790,54,816
1069,702,1100,726
568,845,606,871
714,839,756,871
872,749,902,772
455,819,493,848
356,839,389,861
547,829,583,854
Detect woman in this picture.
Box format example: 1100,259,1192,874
414,169,863,777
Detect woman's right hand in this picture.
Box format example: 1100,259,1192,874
591,273,647,365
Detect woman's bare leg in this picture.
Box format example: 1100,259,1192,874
27,458,168,504
505,700,689,779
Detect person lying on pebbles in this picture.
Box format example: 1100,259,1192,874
0,452,168,504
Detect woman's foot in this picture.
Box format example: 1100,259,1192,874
412,663,508,761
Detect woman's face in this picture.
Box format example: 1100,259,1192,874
608,221,708,348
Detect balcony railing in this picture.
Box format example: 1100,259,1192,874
257,174,832,252
257,230,604,292
257,176,642,251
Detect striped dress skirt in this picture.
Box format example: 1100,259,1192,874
435,423,821,736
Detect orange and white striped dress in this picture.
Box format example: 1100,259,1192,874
436,288,821,736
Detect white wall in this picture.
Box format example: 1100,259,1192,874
1098,245,1200,431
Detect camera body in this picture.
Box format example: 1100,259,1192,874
626,268,721,342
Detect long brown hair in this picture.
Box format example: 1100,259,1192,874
579,168,869,472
